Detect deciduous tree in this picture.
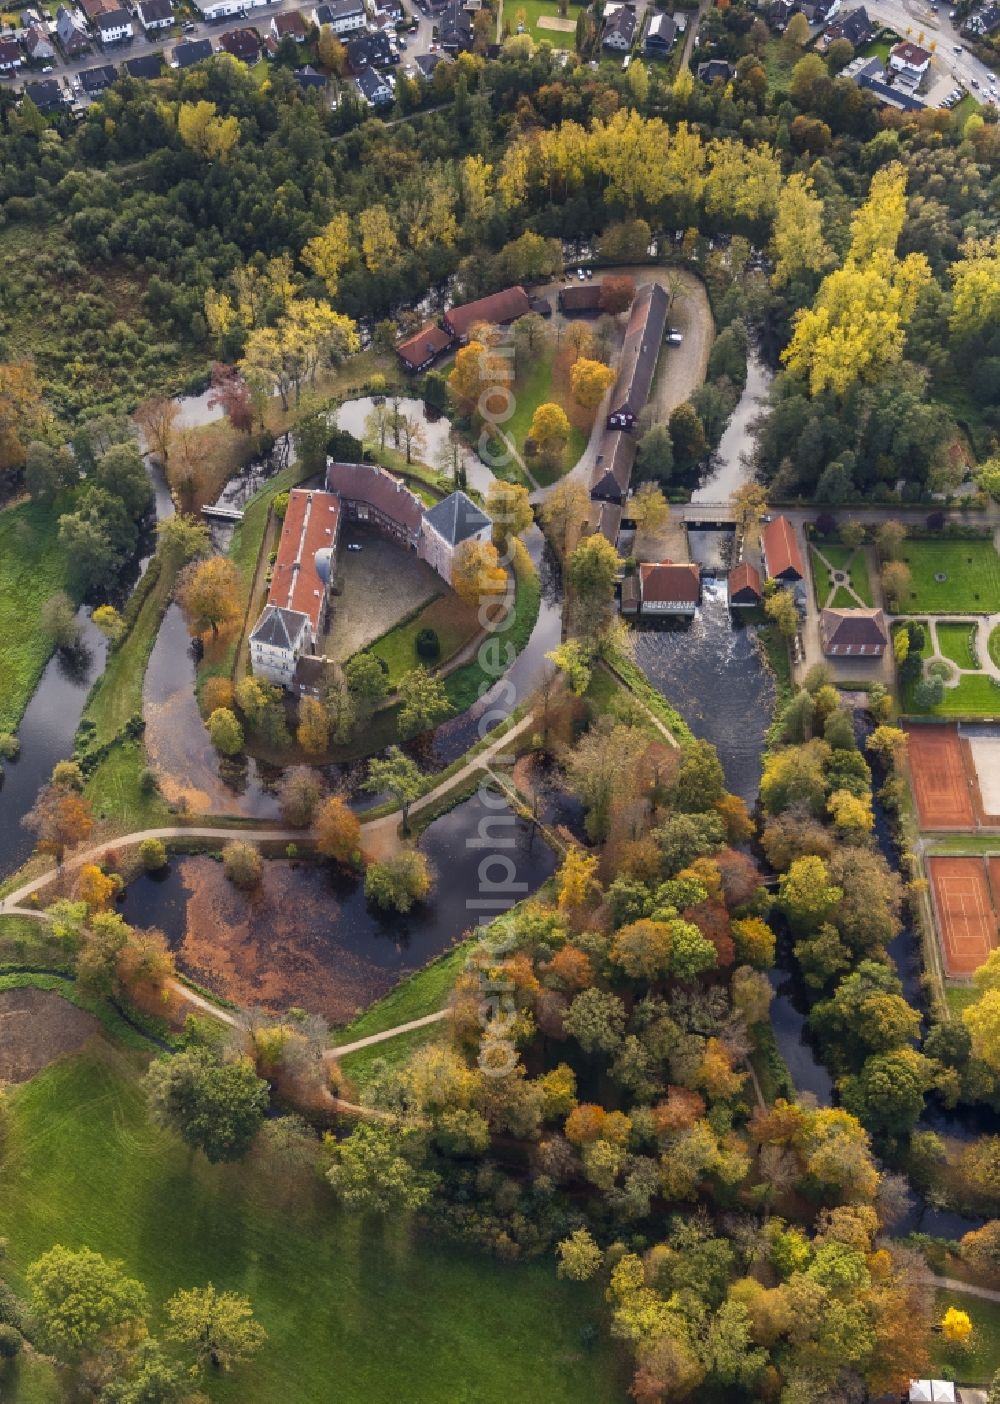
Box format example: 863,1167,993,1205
177,556,240,638
315,794,361,866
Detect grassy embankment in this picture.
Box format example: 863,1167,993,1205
0,497,76,736
0,1042,623,1404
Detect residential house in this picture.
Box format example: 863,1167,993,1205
376,0,404,18
193,0,246,21
249,488,341,688
78,0,114,17
847,53,925,108
819,607,887,657
766,0,795,33
136,0,173,31
822,5,873,45
438,0,473,52
602,3,636,50
644,11,676,52
123,51,163,76
56,6,90,55
419,490,492,586
23,24,57,59
589,431,636,505
727,562,763,608
396,322,454,373
0,38,23,70
965,4,1000,36
622,562,702,617
23,76,65,108
606,282,669,431
697,58,734,82
346,28,393,67
293,61,327,85
218,25,261,60
908,1383,956,1404
558,282,604,314
442,285,532,342
888,38,931,79
356,64,392,102
171,35,213,64
79,60,119,88
414,49,448,76
95,7,134,44
271,9,307,40
760,515,805,582
313,0,366,33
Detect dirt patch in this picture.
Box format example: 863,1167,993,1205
537,13,576,29
0,987,100,1082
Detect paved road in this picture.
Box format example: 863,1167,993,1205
4,0,438,99
866,0,998,103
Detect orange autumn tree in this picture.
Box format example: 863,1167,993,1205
315,795,361,866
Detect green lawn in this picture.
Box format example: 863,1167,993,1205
931,1287,1000,1380
84,737,171,831
809,544,874,608
937,621,980,671
504,345,589,485
761,38,801,90
81,556,176,745
898,540,1000,614
990,622,1000,669
0,1045,624,1404
367,591,481,687
944,984,979,1018
0,497,76,735
508,0,578,45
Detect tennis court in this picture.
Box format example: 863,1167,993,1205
929,856,999,976
906,724,975,830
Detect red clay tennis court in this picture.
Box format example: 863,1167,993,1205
929,856,999,976
906,725,975,830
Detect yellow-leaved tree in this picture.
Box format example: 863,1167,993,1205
782,164,931,396
301,211,352,300
358,205,400,273
177,100,239,161
771,172,833,287
570,358,616,410
949,235,1000,339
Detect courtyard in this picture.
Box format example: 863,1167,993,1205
324,526,443,663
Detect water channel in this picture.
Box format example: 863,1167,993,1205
120,791,556,1023
336,396,494,496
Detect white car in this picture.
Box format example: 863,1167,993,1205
347,543,362,552
577,268,586,281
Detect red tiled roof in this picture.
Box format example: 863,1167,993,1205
396,322,453,369
640,561,701,604
891,39,930,64
267,488,340,632
274,8,307,34
727,561,762,599
443,285,532,339
761,516,805,580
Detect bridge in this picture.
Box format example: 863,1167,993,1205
201,504,244,523
675,503,739,528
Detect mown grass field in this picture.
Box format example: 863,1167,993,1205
937,621,980,671
504,345,589,485
809,544,874,608
931,1287,1000,1380
0,1043,624,1404
898,540,1000,614
510,0,577,44
0,497,76,735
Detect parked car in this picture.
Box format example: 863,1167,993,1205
577,267,586,280
347,543,362,552
666,330,683,345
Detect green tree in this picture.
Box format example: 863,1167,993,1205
364,850,433,912
326,1122,437,1213
26,1246,147,1364
165,1284,266,1375
144,1049,269,1163
397,666,453,738
673,739,725,812
222,840,263,889
779,855,842,932
564,987,627,1054
344,651,390,717
566,534,619,627
635,423,674,485
208,707,244,757
363,745,425,831
556,1228,603,1281
94,442,155,521
668,403,708,471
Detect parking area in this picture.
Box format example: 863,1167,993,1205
323,525,442,663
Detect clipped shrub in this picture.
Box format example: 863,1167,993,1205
415,627,441,662
139,838,168,871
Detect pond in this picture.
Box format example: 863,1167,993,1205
336,396,494,496
119,792,558,1023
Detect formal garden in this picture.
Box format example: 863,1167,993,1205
895,540,1000,615
808,542,874,609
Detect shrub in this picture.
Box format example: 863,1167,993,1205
138,767,159,796
0,1324,21,1359
415,627,441,662
814,512,838,537
222,840,263,890
926,511,946,532
139,838,168,871
208,708,244,757
0,733,20,762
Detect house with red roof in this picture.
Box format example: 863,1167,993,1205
442,286,532,342
761,516,805,583
727,561,762,608
820,607,887,657
622,561,702,616
396,322,454,373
